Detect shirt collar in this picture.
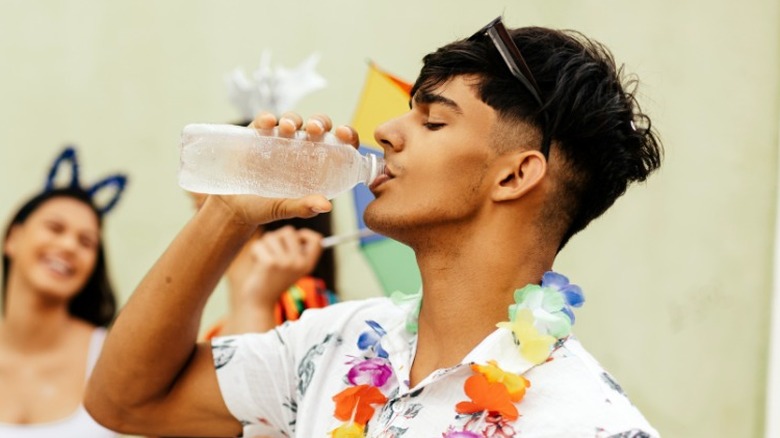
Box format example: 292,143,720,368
461,327,538,375
383,290,540,385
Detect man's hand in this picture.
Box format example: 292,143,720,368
201,111,361,228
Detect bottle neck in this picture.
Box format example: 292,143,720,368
361,153,386,185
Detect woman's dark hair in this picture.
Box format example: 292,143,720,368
2,187,117,326
413,26,663,249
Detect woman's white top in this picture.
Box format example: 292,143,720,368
0,327,119,438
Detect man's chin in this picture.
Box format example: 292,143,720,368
363,211,390,236
364,209,402,240
365,213,423,248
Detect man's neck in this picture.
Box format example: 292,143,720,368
408,220,554,387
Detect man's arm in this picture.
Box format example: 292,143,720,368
85,113,347,436
85,192,331,437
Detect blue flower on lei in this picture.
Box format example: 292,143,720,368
506,271,585,339
357,320,389,358
541,272,585,323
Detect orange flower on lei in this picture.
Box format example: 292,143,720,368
472,360,530,402
330,273,583,437
332,384,388,426
455,362,530,421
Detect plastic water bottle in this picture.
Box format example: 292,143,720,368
178,123,385,199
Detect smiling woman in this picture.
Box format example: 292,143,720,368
0,148,125,437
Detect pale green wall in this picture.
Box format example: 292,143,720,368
1,1,778,437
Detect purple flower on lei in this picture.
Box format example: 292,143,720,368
347,357,393,387
541,271,585,324
357,320,389,358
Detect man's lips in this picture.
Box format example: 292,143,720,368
369,166,395,192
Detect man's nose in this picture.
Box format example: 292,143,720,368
374,117,405,153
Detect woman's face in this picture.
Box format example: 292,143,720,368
4,197,100,301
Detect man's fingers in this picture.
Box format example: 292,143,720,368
250,112,277,130
335,125,360,150
278,112,303,136
268,195,332,222
250,112,347,149
215,194,330,226
305,114,333,137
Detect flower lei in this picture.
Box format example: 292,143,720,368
330,271,584,437
330,320,393,437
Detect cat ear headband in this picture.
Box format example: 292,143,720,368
44,146,128,216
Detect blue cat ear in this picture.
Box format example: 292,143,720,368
43,146,128,216
86,174,128,215
45,146,80,191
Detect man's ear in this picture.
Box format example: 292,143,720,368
492,150,547,202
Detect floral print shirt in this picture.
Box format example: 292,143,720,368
212,297,658,437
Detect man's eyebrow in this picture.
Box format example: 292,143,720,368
412,91,463,114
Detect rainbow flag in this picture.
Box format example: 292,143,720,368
350,62,421,295
351,62,412,150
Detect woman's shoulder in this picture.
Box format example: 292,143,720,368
68,319,106,346
67,319,107,374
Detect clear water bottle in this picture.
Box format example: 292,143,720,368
178,123,385,199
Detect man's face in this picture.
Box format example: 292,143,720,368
364,75,503,242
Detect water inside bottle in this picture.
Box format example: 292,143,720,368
179,124,385,199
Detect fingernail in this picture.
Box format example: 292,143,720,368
281,118,296,129
310,119,325,131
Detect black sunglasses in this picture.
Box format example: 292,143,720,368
469,17,550,157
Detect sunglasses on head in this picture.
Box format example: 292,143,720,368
469,17,550,158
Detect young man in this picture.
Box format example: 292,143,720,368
86,17,662,437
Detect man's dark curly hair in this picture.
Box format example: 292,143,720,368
412,25,662,249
